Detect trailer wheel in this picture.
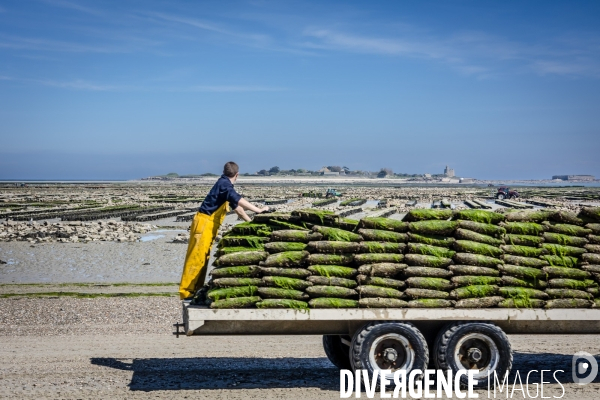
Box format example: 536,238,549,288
323,335,352,370
434,322,512,388
350,321,428,382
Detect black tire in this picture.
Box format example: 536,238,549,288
496,193,505,200
323,335,352,370
350,321,428,383
434,322,512,388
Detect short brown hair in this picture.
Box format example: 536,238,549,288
223,161,239,177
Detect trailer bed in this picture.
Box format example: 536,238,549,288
182,303,600,336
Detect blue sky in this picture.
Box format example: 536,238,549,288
1,0,599,180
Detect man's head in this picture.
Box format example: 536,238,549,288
223,161,239,181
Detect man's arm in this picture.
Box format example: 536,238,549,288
234,198,269,222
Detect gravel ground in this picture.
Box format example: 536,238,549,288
1,297,600,399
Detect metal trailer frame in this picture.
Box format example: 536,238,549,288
181,303,600,337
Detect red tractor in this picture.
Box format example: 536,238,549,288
496,186,519,200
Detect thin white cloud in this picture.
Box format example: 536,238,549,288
36,79,126,91
182,85,287,93
39,0,102,15
301,28,600,78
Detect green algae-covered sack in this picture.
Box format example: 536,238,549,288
264,242,307,253
212,278,264,288
359,242,406,253
454,209,505,224
454,253,503,268
458,221,506,237
449,265,499,277
358,229,408,243
359,298,408,308
545,223,592,237
210,296,261,309
307,276,357,288
545,299,592,309
404,209,453,222
271,230,322,243
551,211,589,226
309,298,359,308
231,222,272,236
499,287,548,299
504,210,554,223
503,255,548,268
257,287,309,301
497,298,545,308
207,286,259,301
263,251,310,268
451,276,502,287
260,267,311,279
451,285,499,299
501,222,546,236
354,253,404,265
408,233,455,248
407,243,455,258
455,228,505,246
256,299,308,309
263,276,312,291
545,288,593,300
406,277,453,291
359,217,408,232
216,251,268,267
540,243,587,257
407,299,455,308
357,263,406,278
543,266,590,280
500,245,546,257
498,264,546,280
579,207,600,222
409,220,457,236
357,285,404,299
501,276,547,290
306,241,361,254
405,254,453,268
312,225,363,242
543,232,589,247
455,296,504,308
308,254,354,266
292,209,339,224
504,234,545,247
210,265,261,278
308,265,358,279
548,279,596,290
586,223,600,234
217,246,265,256
453,240,503,258
219,236,269,248
404,288,450,299
540,255,579,268
404,266,453,278
583,253,600,264
356,275,405,290
306,285,358,298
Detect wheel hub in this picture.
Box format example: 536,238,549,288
383,348,398,362
454,333,499,380
468,347,483,362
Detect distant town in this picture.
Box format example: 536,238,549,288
142,166,596,183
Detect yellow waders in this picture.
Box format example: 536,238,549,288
179,202,229,299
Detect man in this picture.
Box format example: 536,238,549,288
179,161,269,299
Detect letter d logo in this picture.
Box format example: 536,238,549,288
572,351,598,385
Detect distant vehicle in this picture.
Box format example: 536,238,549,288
496,186,519,200
325,188,343,198
488,183,494,187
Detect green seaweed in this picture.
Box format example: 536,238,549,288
217,246,265,256
452,276,502,287
541,255,579,268
219,236,268,249
505,234,545,247
309,298,359,308
540,243,586,257
409,220,458,236
408,233,455,248
207,286,258,301
504,210,555,223
264,276,310,291
354,253,404,265
543,232,589,247
308,265,358,279
453,240,503,258
264,242,307,253
454,253,504,268
499,286,548,300
452,285,499,299
210,296,261,309
359,217,408,232
458,220,506,237
263,251,309,268
360,241,404,253
407,299,455,308
407,277,453,291
313,226,363,242
408,243,455,258
500,245,546,257
404,209,453,222
405,253,453,268
256,299,309,310
268,220,309,231
306,285,357,298
502,255,548,268
502,222,545,236
454,209,505,224
257,287,308,300
358,229,407,243
455,228,505,246
231,222,272,237
210,265,260,278
357,285,403,299
547,223,592,237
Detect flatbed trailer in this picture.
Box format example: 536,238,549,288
177,303,600,386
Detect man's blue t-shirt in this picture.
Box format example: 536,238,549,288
199,175,242,215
